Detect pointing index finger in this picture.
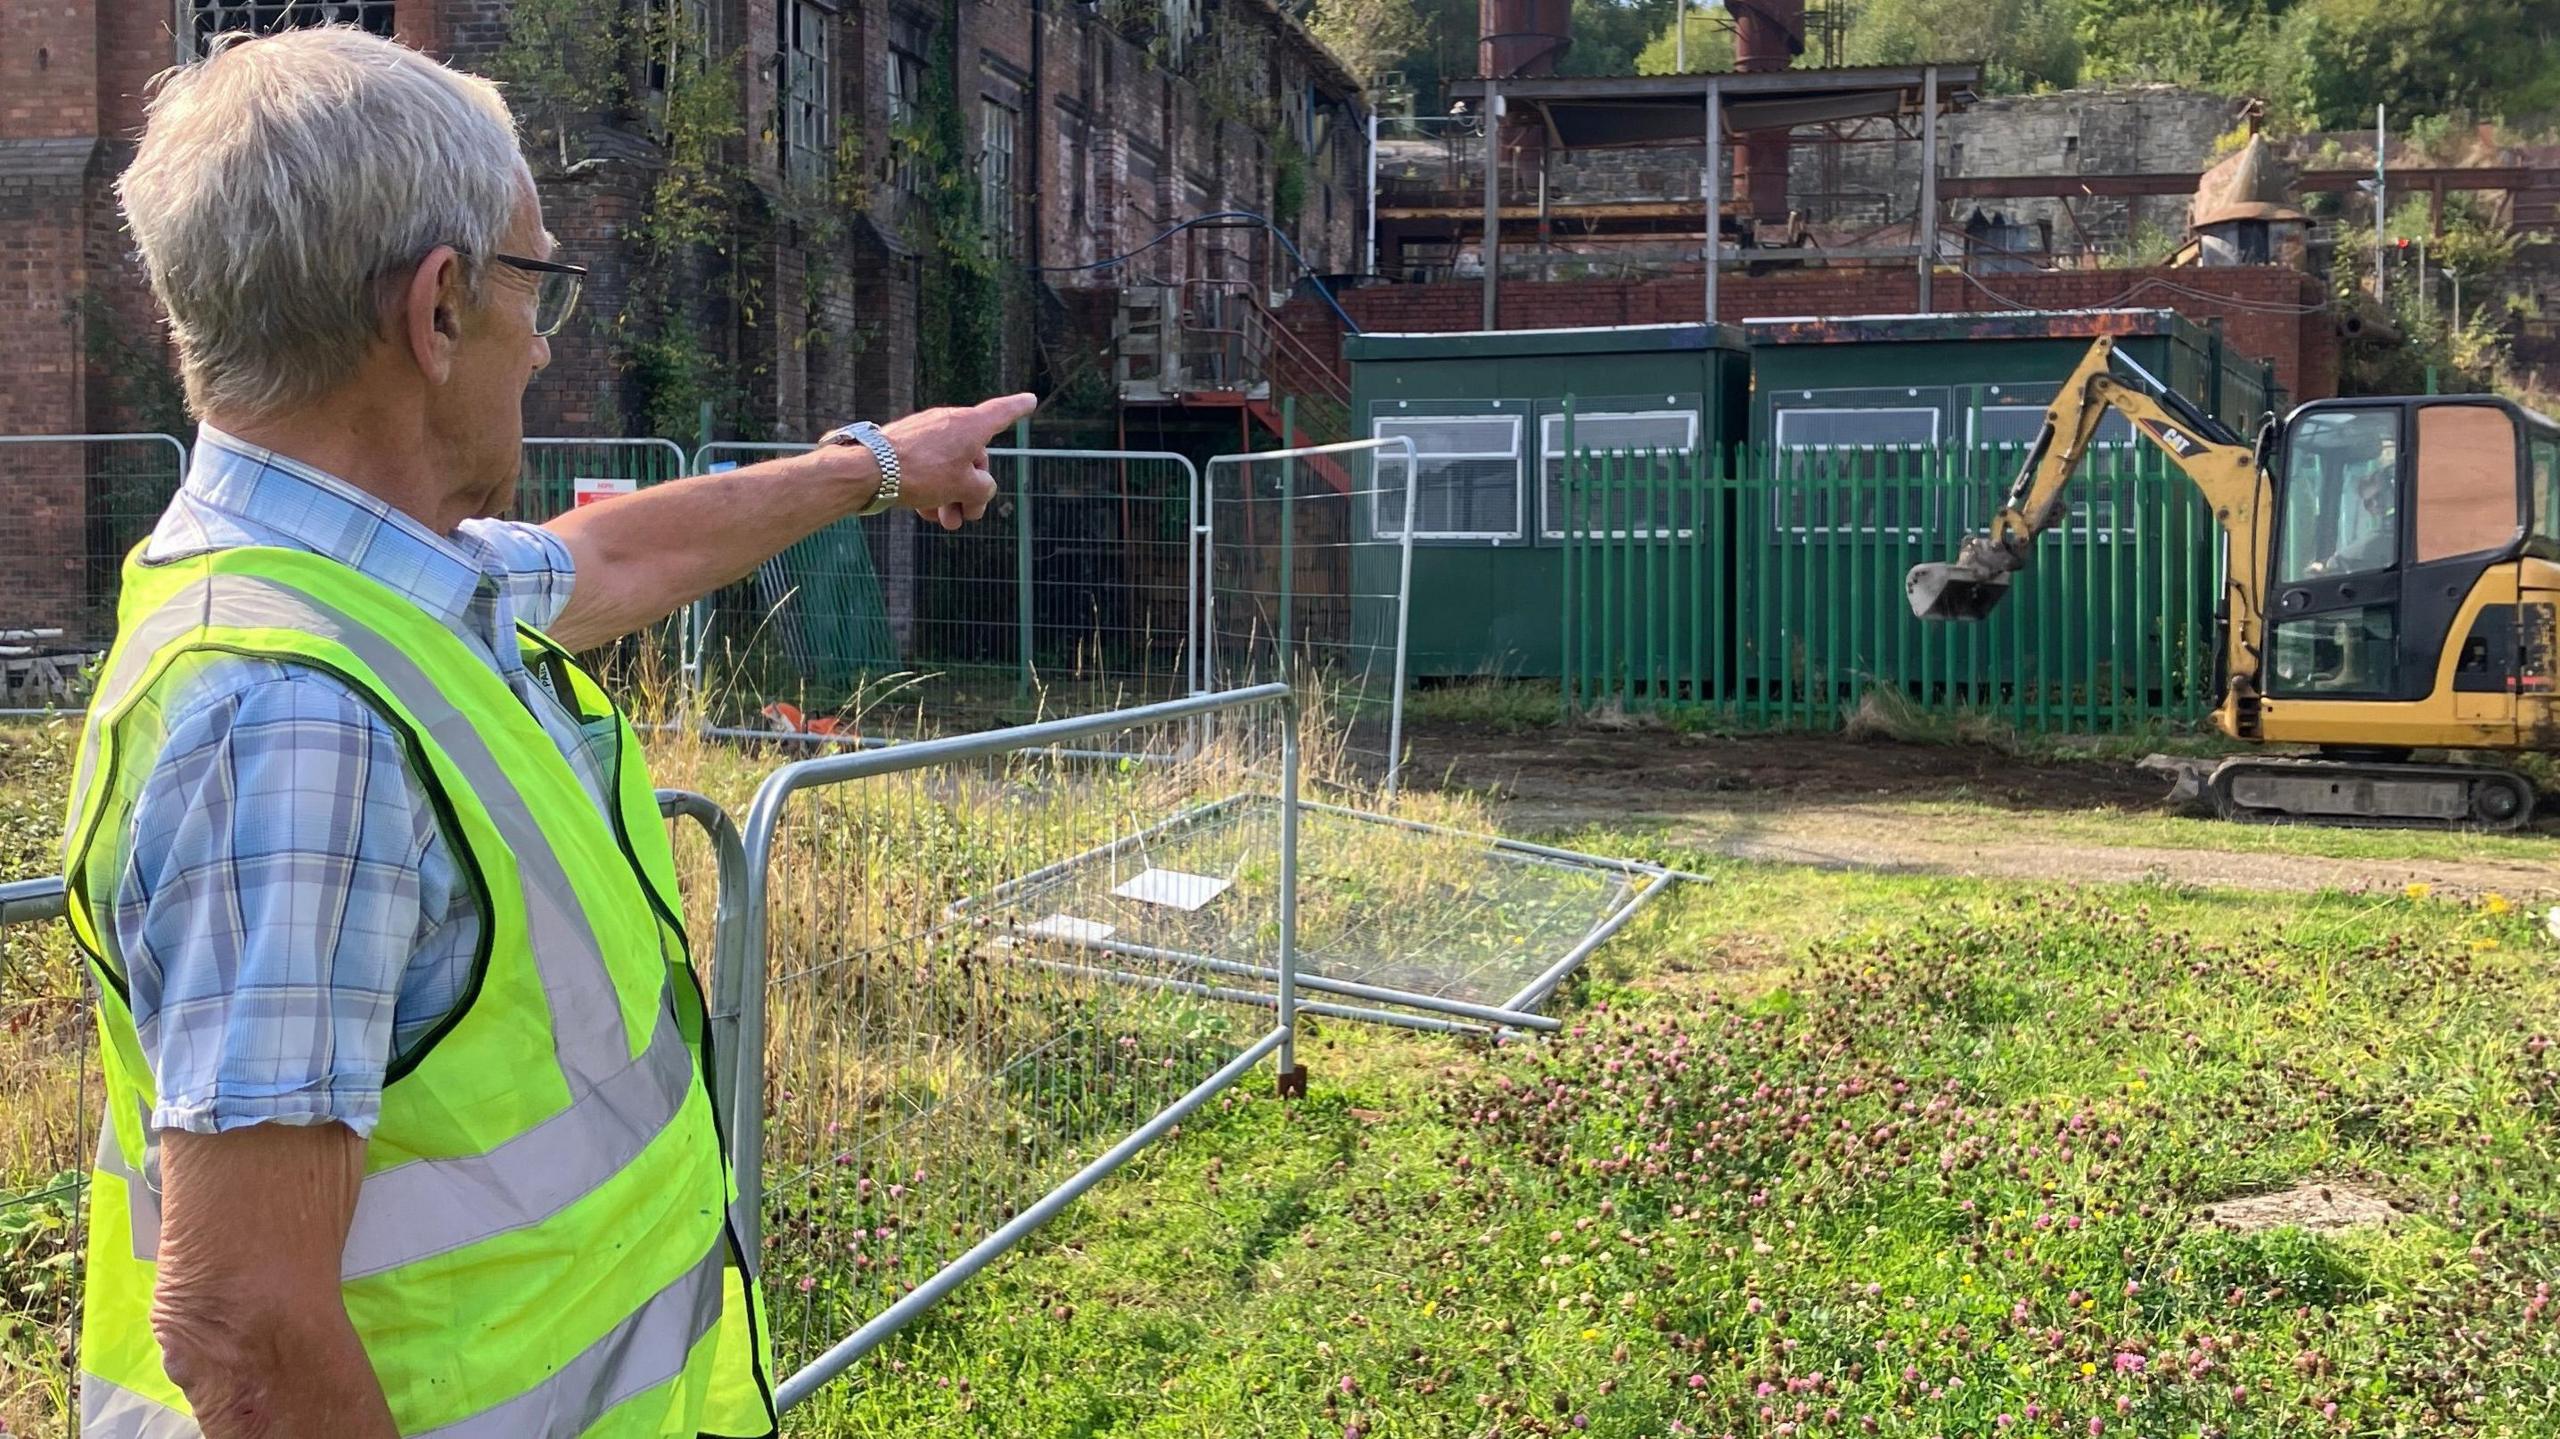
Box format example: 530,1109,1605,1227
975,392,1040,436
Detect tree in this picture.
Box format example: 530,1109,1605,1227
1565,0,1687,77
1306,0,1429,85
2290,0,2560,131
2077,0,2295,89
1634,8,1736,76
1846,0,2081,93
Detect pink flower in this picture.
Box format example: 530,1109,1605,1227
2112,1353,2145,1373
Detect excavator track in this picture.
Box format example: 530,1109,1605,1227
2205,757,2537,832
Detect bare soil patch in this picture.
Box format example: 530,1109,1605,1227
2197,1183,2403,1234
1410,725,2560,897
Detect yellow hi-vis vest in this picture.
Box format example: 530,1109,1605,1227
61,545,777,1438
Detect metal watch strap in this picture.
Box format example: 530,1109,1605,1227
827,422,901,517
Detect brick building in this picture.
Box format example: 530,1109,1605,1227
0,0,1370,628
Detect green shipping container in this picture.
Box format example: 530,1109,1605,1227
1725,308,2277,727
1346,323,1752,678
1744,308,2284,455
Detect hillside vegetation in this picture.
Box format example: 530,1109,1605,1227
1324,0,2560,136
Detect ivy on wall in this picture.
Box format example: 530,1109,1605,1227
73,292,189,439
910,0,1007,408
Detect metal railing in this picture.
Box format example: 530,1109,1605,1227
0,434,190,709
1560,441,2225,732
728,684,1301,1409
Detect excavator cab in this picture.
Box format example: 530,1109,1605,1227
2263,397,2538,710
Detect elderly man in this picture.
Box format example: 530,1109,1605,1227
62,26,1031,1439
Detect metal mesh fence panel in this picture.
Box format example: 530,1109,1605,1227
513,438,698,711
0,435,189,709
690,445,1201,740
0,874,88,1439
1202,438,1416,791
733,688,1298,1411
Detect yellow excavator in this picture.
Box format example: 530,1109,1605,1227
1909,335,2559,829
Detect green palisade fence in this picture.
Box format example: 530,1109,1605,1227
1562,443,2224,735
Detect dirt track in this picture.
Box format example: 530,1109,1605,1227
1409,726,2560,898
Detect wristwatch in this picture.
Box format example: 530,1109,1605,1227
822,421,902,516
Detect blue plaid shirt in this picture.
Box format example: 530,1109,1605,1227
107,427,601,1137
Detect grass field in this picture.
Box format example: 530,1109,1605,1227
5,716,2558,1437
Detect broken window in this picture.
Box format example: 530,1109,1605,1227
180,1,393,60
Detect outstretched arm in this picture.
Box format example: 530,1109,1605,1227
542,394,1038,650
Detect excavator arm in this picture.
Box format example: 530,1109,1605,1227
1907,336,2272,691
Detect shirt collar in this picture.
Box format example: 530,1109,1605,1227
184,424,499,636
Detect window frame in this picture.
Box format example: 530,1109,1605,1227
2412,400,2528,567
2273,403,2404,586
1968,399,2143,540
884,47,928,200
1370,411,1527,544
979,96,1019,255
1537,407,1702,541
2528,429,2560,561
778,0,836,188
176,1,395,61
1768,403,1944,539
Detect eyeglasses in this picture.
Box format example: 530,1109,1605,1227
489,252,586,337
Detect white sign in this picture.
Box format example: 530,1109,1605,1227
1111,869,1231,912
572,476,638,507
1023,914,1117,944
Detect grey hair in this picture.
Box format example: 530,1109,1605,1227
119,26,529,421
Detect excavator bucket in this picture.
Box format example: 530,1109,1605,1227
1906,561,2013,622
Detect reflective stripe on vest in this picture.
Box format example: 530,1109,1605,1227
80,1235,729,1439
67,551,773,1438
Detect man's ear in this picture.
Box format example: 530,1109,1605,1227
400,246,465,385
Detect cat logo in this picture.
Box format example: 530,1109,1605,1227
2137,419,2202,458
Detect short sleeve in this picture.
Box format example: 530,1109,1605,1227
456,516,578,632
115,675,429,1137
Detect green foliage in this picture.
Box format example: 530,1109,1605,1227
615,4,750,441
2077,0,2306,112
910,1,1005,408
1846,0,2082,92
2078,0,2560,131
485,0,624,174
2290,0,2560,132
1557,0,1675,77
73,292,189,438
1304,0,1427,84
0,1179,82,1329
1269,128,1312,227
1633,11,1736,76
